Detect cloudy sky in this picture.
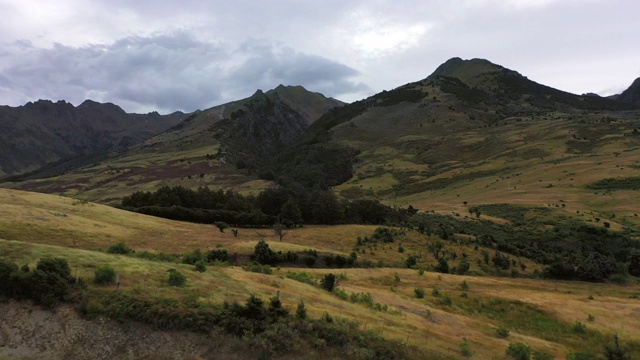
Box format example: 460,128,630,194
0,0,638,114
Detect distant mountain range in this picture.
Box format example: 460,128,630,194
0,100,188,177
2,58,639,217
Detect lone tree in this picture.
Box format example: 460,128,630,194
273,222,287,242
214,221,229,233
321,273,337,292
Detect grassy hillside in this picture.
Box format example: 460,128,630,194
1,188,639,359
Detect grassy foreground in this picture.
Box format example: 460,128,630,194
1,188,639,358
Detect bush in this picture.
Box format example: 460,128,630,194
414,288,425,299
195,260,206,272
93,265,116,285
459,338,473,357
496,327,510,338
107,242,133,255
533,350,553,360
572,320,587,334
167,269,187,287
506,342,531,360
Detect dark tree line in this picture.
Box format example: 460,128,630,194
120,185,416,227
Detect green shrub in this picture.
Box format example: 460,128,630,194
244,263,273,274
286,271,316,286
460,280,469,291
572,320,587,334
432,287,441,297
532,350,553,360
194,260,206,272
93,265,116,285
414,288,425,299
438,294,452,306
459,338,473,357
107,242,133,255
167,269,187,287
506,342,531,360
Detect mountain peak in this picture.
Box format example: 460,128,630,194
618,77,640,106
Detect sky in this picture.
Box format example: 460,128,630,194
0,0,638,114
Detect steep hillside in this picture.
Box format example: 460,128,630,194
618,77,640,107
262,58,640,225
0,99,187,177
2,86,343,203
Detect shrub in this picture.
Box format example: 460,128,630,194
93,265,116,285
434,257,449,273
296,300,307,319
572,320,587,334
533,350,553,360
167,269,187,287
459,338,473,357
432,287,441,297
438,294,452,306
195,260,206,272
107,242,133,255
405,255,417,268
496,327,510,338
460,280,469,291
506,342,531,360
414,288,426,299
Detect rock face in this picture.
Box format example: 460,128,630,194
0,301,244,360
0,100,187,177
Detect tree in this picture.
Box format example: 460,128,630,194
321,273,337,292
629,251,640,277
296,300,307,319
273,222,287,242
434,257,449,274
279,198,303,228
405,255,417,268
214,221,229,233
252,239,279,265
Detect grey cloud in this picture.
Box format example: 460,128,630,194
0,32,368,113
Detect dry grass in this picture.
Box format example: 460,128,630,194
1,188,639,358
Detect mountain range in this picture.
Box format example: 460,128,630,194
2,57,640,216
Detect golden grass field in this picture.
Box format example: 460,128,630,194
1,188,639,358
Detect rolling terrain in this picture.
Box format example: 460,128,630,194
1,188,639,359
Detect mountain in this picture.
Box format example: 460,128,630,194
0,99,187,178
261,58,640,221
2,86,343,202
617,77,640,106
4,58,640,222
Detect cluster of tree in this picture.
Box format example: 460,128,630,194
251,239,358,269
409,212,640,282
0,257,80,308
121,185,416,227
